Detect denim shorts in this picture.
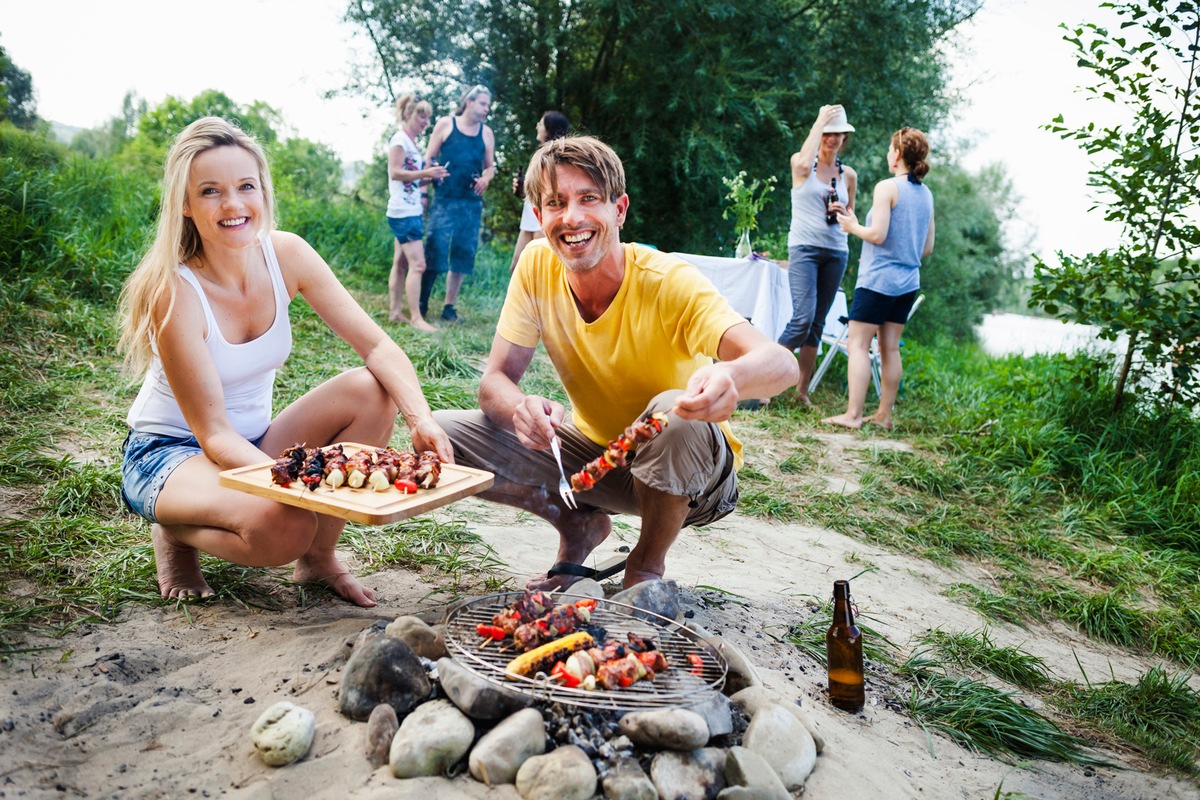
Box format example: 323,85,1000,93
387,214,424,244
120,429,265,523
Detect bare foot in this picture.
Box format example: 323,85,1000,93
525,509,613,592
389,312,408,325
294,554,377,607
151,524,213,600
864,414,893,431
793,390,812,408
822,413,863,430
410,318,438,333
621,566,664,589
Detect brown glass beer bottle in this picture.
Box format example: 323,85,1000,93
824,178,839,224
826,579,865,712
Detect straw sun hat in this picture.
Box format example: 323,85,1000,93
822,107,855,134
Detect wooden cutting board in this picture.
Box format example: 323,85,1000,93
218,442,494,525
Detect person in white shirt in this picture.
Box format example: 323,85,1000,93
118,116,451,606
386,93,448,330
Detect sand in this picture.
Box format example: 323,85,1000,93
0,430,1196,800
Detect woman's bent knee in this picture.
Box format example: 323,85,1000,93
242,507,316,565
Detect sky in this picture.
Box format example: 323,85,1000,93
2,0,1125,262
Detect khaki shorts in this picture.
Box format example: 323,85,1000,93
433,390,738,527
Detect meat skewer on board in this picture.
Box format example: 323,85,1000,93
268,444,442,493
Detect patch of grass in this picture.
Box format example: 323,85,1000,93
1055,664,1200,774
943,583,1036,628
917,628,1053,690
898,655,1109,766
40,461,124,517
735,487,804,521
1041,586,1144,649
339,516,509,596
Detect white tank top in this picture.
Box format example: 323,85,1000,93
126,236,293,440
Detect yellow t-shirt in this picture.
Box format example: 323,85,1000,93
498,240,747,467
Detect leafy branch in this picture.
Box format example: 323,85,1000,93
1030,0,1200,412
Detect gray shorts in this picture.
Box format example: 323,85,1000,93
433,390,738,527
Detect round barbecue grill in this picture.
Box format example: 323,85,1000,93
444,591,727,711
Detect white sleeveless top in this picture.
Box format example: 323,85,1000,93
126,236,293,440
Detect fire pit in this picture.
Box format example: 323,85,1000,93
443,591,727,711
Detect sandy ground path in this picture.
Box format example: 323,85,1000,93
0,433,1196,799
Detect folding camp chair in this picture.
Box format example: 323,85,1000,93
808,291,924,397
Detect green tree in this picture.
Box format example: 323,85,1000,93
269,138,344,199
1030,0,1200,410
341,0,979,254
70,92,147,159
0,40,38,130
115,90,284,176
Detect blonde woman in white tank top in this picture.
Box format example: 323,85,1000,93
117,117,452,607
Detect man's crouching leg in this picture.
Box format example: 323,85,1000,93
432,409,614,590
623,390,738,588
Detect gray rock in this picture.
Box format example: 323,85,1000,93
601,755,657,800
389,699,476,778
705,636,762,694
610,579,680,623
385,616,449,660
364,704,399,768
468,707,546,785
514,745,596,800
352,619,390,652
649,747,727,800
559,579,605,600
437,657,536,720
729,686,824,753
722,746,790,799
249,701,315,767
338,636,432,721
684,689,734,738
741,704,816,790
618,708,709,750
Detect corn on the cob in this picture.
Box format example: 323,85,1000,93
504,631,595,679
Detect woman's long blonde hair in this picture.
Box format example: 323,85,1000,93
117,117,276,375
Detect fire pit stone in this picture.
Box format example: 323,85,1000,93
468,706,546,784
515,744,597,800
437,656,535,720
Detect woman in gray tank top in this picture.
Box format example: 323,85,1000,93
823,127,935,432
778,104,858,405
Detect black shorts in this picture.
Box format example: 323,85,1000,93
848,287,918,326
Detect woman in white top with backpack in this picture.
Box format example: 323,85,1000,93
386,93,449,330
119,116,452,606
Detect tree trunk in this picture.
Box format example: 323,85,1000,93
1112,331,1138,414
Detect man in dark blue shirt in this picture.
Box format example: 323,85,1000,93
420,85,497,324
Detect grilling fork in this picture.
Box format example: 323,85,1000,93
550,435,578,509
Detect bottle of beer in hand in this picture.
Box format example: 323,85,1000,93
826,579,865,712
824,178,839,224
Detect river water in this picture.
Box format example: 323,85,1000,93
975,313,1126,358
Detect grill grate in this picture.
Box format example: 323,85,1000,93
443,591,726,711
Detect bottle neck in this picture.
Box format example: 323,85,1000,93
832,581,854,625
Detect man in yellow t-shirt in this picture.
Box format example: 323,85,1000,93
434,136,799,590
